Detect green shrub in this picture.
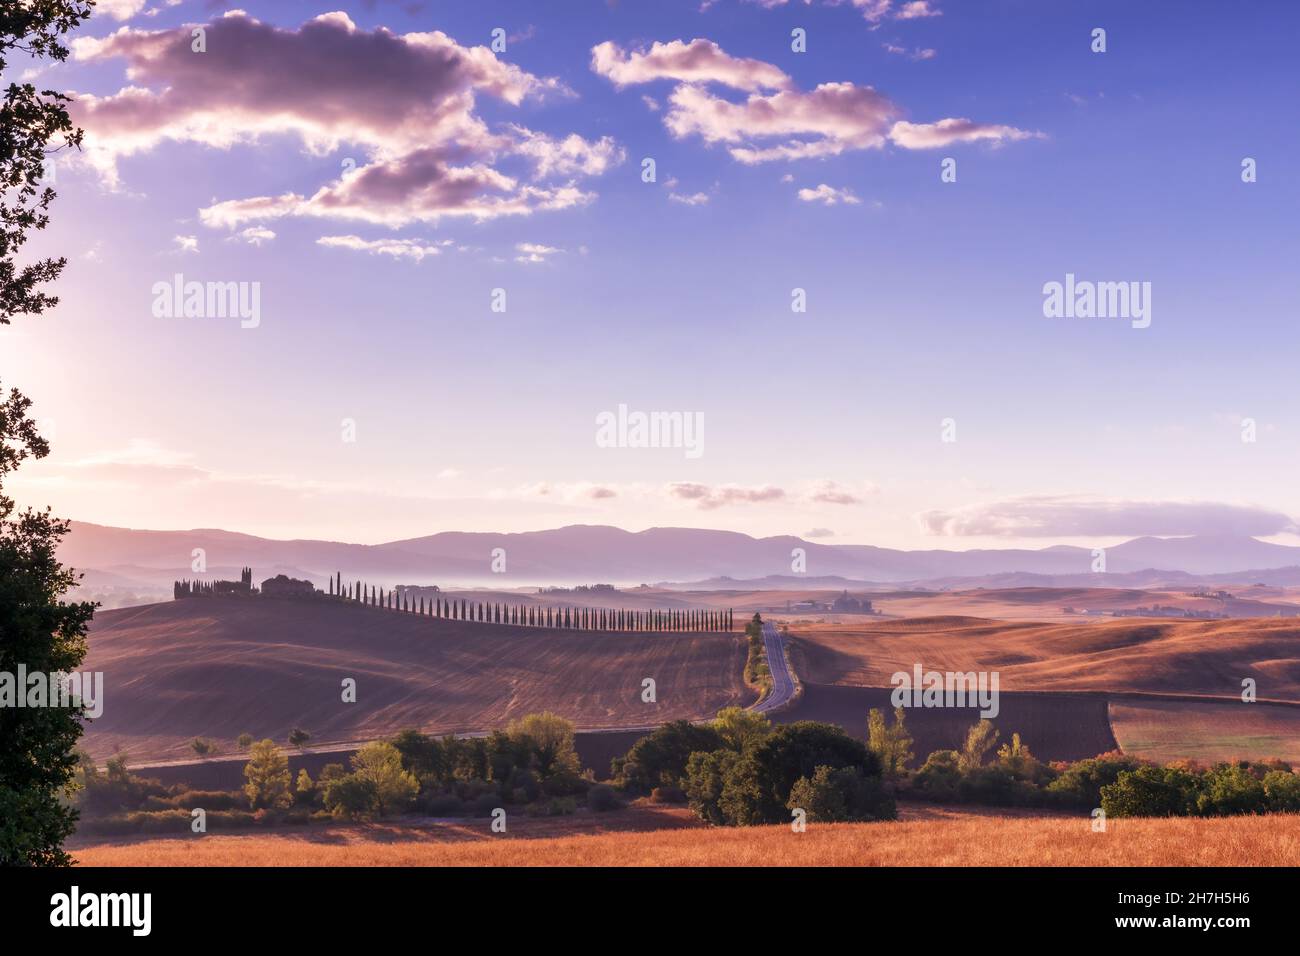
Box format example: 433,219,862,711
507,767,541,803
470,792,502,817
613,720,725,794
788,765,896,822
75,753,169,814
542,769,586,797
243,740,292,810
957,764,1034,806
684,722,889,827
552,796,577,815
787,766,848,822
867,707,914,779
1101,766,1199,818
390,729,447,780
505,712,581,779
172,789,245,811
587,784,622,812
747,722,882,823
912,750,961,802
684,749,747,826
349,741,419,816
422,793,466,816
1196,763,1267,816
322,775,377,820
1044,754,1144,808
650,786,687,804
1262,770,1300,812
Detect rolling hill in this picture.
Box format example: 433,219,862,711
82,598,748,763
788,616,1300,701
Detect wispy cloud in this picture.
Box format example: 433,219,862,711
515,242,564,263
595,37,1039,164
797,184,861,206
316,234,449,261
592,38,792,92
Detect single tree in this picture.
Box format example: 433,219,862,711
712,706,772,752
958,720,1000,772
243,739,292,810
505,711,580,778
0,0,96,868
348,741,418,817
867,706,915,779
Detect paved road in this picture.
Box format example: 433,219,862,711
753,620,796,713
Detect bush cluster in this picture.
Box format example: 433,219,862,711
613,709,895,827
904,726,1300,818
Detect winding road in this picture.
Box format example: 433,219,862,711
753,620,796,713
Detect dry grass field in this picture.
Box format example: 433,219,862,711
72,804,1300,867
84,600,748,762
1110,699,1300,765
788,615,1300,701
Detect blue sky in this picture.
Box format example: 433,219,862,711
3,0,1297,548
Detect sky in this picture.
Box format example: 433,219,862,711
2,0,1298,550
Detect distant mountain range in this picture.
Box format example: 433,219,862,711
61,522,1300,596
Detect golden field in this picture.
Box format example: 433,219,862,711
72,804,1300,867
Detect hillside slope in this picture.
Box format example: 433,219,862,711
83,599,748,762
790,616,1300,701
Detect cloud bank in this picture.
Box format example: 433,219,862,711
919,496,1299,538
72,11,620,227
592,37,1038,164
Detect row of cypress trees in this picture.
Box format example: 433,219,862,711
327,572,733,632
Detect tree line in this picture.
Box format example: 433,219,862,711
325,572,734,632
